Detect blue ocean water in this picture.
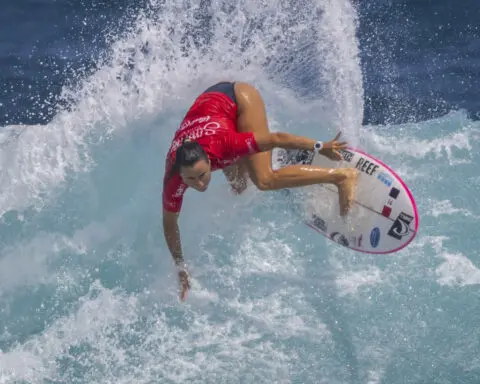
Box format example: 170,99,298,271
1,1,479,383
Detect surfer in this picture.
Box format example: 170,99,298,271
163,81,359,300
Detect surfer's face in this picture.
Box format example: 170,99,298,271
180,159,212,192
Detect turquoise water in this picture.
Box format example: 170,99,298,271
1,1,480,383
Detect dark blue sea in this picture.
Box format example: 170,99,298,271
1,1,479,383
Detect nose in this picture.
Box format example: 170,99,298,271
196,180,205,190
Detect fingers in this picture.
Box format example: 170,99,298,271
180,280,189,301
327,133,347,147
180,287,188,301
179,270,191,301
329,143,347,150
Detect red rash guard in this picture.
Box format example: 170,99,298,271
162,92,260,213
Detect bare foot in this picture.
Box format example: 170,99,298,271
337,169,359,216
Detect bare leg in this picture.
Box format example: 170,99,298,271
234,82,358,216
222,159,248,194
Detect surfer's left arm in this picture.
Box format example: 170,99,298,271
254,131,347,159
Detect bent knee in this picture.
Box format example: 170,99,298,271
252,172,276,191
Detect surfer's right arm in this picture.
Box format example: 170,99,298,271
163,209,191,301
163,209,184,266
162,173,191,301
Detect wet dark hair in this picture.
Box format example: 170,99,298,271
166,138,209,182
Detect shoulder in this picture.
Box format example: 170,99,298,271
163,172,186,193
162,172,187,212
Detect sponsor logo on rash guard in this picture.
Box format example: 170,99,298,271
171,121,223,152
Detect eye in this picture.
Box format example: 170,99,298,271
199,172,206,179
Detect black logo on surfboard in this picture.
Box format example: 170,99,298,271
278,149,314,166
295,150,314,165
312,214,327,232
388,212,414,240
355,157,379,176
331,232,349,247
339,149,354,162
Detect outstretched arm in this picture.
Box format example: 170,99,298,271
163,209,190,301
253,131,347,160
163,209,184,266
255,131,317,151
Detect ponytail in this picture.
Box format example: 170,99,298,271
166,137,208,183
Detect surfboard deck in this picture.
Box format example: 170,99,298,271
274,147,419,254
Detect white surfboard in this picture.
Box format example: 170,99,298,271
274,147,419,254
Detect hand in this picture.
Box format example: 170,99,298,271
177,267,191,301
319,132,348,161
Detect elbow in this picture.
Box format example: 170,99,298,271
163,209,179,227
270,132,290,149
269,132,284,149
255,132,289,152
